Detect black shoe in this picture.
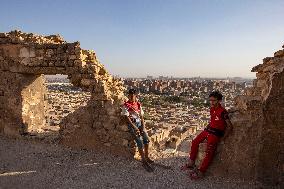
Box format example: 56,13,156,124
181,163,196,171
142,162,154,172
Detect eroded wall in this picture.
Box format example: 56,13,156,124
0,70,45,136
208,46,284,187
0,30,135,156
21,74,46,133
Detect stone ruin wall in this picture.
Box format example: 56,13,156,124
0,30,135,156
0,31,283,186
0,71,46,135
208,45,284,187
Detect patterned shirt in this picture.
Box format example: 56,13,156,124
121,100,144,119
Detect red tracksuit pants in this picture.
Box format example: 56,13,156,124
189,130,220,173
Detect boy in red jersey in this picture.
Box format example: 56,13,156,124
182,91,233,179
121,89,154,172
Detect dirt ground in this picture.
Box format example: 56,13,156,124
0,135,260,189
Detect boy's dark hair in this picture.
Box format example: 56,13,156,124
128,88,137,95
209,91,223,100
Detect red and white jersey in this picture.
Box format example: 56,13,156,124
121,100,144,119
209,104,229,131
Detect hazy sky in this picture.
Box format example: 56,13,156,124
1,0,284,78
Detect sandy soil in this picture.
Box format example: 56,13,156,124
0,135,260,189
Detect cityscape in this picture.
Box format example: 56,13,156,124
44,75,252,156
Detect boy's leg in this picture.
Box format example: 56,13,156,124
182,131,208,171
198,134,219,173
141,130,153,163
144,144,153,162
139,144,153,172
189,131,208,163
128,124,153,172
128,124,145,161
138,148,145,161
133,135,145,161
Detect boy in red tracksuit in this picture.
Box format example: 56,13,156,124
182,91,233,179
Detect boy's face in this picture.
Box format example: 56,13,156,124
209,96,219,107
128,93,136,101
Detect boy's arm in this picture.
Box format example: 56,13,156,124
125,115,140,133
121,106,140,134
139,108,145,133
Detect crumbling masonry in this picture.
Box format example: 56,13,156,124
0,30,134,155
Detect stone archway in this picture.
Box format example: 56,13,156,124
0,30,133,156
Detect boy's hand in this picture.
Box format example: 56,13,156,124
139,128,145,135
133,126,140,136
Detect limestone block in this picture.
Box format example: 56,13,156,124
19,47,35,58
274,49,284,57
117,124,129,132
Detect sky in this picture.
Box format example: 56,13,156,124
1,0,284,78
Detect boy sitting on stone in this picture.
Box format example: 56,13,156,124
182,91,233,179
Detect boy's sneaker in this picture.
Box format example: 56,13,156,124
181,163,196,171
142,162,154,172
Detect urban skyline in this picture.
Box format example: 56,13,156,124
1,0,284,78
